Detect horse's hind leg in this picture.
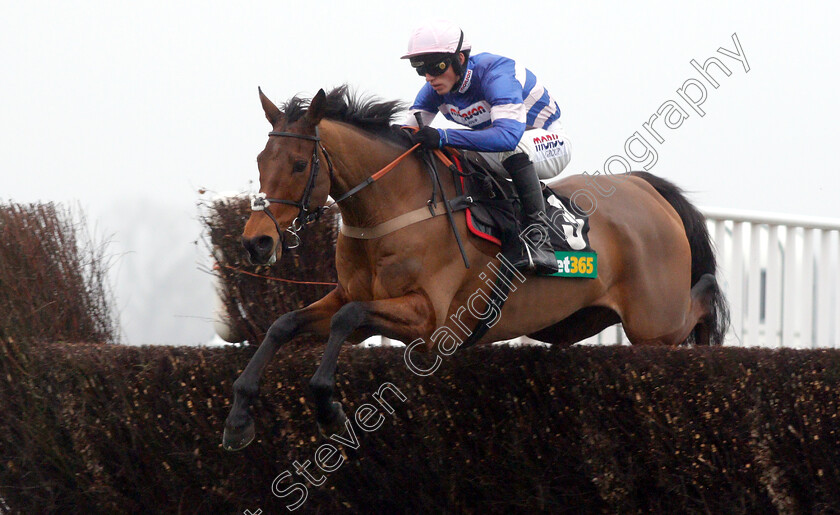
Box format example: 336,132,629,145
309,293,435,437
223,289,345,451
624,273,719,347
685,273,720,346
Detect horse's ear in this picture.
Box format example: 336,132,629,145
259,87,284,126
305,89,327,126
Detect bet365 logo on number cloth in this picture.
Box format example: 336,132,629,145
551,251,597,278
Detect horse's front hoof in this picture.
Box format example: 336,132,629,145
316,401,348,438
223,418,256,452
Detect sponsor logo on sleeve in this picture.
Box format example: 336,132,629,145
445,101,491,127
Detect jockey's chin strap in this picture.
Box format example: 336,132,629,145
250,127,335,249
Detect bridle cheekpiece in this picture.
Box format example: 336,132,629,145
250,127,334,249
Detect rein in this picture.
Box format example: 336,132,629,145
218,263,338,287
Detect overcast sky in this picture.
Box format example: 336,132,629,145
2,1,838,344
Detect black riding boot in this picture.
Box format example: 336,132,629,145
503,153,559,275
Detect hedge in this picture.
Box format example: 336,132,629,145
2,339,840,513
0,202,116,344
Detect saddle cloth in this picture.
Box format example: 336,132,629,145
450,151,594,255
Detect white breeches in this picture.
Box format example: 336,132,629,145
479,119,572,179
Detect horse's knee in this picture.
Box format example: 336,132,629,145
266,311,299,342
330,302,367,333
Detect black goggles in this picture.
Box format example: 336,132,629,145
410,57,451,77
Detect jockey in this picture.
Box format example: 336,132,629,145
402,20,571,275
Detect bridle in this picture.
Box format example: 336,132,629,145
249,127,335,249
250,124,433,252
250,125,421,250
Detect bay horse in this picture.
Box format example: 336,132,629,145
222,86,729,451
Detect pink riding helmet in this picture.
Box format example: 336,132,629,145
401,19,472,59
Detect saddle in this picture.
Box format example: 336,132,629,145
447,150,595,257
383,126,596,277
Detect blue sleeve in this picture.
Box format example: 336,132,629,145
438,119,525,152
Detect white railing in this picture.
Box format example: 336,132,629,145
702,207,840,348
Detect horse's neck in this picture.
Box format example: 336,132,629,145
321,121,433,227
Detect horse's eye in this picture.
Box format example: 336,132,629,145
292,160,308,173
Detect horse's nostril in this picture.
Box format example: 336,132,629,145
254,236,274,254
242,235,276,263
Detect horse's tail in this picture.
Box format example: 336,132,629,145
630,171,730,345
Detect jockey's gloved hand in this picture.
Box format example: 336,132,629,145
410,126,442,149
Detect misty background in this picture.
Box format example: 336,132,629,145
1,1,837,344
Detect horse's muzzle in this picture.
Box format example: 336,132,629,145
242,235,277,265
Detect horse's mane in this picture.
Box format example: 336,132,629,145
282,85,407,142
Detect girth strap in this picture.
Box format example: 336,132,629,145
340,197,474,239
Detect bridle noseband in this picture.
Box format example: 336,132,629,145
250,127,334,249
